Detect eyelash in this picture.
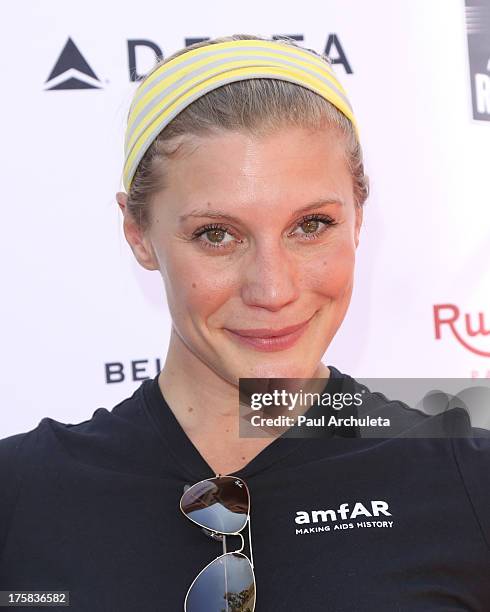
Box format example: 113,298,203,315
191,214,338,251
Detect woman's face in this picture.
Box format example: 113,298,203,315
138,125,362,381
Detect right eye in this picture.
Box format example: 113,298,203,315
192,224,241,251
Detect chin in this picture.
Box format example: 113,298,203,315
240,357,321,380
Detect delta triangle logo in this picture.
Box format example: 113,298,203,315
44,37,102,90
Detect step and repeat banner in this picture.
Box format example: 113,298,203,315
1,0,489,437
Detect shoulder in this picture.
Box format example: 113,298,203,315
328,365,489,436
0,429,33,485
0,379,163,487
0,427,39,486
0,379,163,558
450,434,490,549
330,366,490,547
0,428,31,462
0,427,38,558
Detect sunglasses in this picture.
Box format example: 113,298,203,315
180,475,256,611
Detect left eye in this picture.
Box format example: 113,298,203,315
295,218,323,235
290,215,336,239
201,227,234,245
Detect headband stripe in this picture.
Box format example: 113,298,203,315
125,47,346,148
123,40,358,191
126,51,343,148
125,54,353,156
130,40,337,102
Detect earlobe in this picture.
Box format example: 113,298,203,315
140,236,160,271
125,219,160,272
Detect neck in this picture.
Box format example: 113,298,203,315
158,326,330,439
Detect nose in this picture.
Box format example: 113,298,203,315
240,239,301,311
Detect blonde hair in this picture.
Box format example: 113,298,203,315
125,33,369,232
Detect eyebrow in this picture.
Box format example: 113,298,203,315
178,197,344,224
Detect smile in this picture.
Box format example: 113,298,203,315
224,314,314,352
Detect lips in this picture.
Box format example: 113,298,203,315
225,314,315,339
223,315,313,352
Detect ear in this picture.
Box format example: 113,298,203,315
354,205,363,248
116,192,159,271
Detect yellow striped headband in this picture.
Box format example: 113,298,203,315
123,39,359,192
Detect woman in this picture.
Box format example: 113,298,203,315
0,34,489,611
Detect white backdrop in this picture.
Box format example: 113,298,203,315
1,0,489,438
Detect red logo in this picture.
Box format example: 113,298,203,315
434,304,490,357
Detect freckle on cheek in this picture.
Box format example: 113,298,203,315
192,282,196,288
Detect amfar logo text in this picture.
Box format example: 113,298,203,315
294,500,394,535
45,34,354,91
433,304,490,358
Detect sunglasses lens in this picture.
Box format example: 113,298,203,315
181,476,249,534
185,552,255,612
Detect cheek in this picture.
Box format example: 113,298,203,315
161,249,234,316
302,239,356,296
186,277,232,313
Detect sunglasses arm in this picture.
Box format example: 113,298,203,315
247,513,255,570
